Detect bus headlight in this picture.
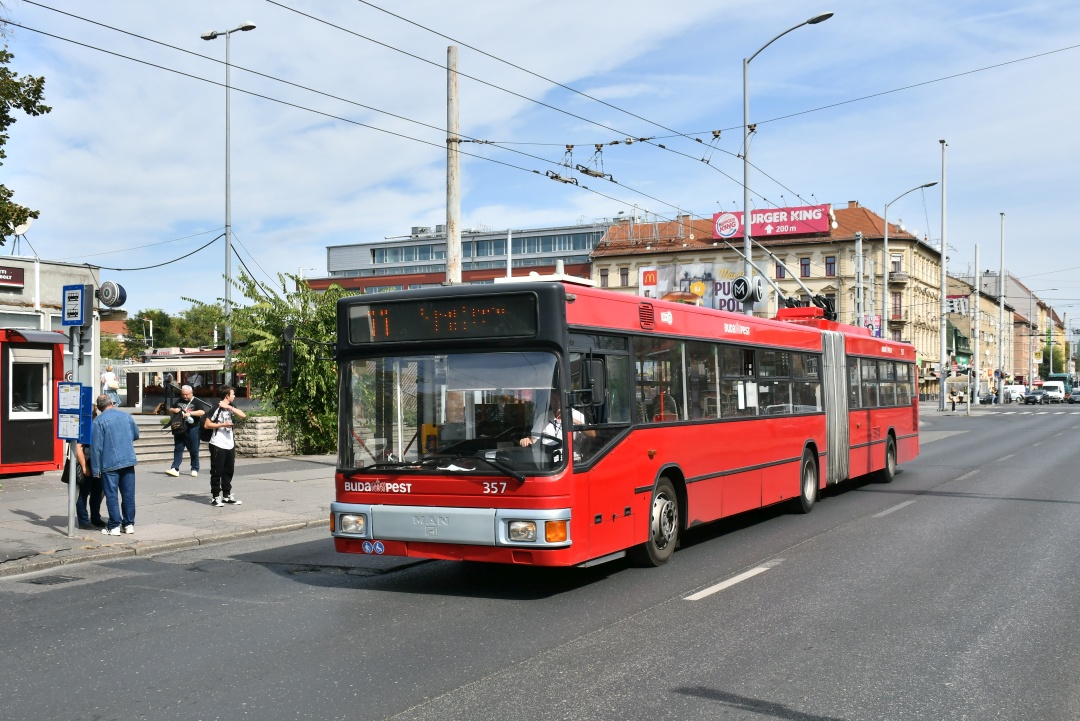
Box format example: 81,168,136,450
508,521,537,542
340,513,367,535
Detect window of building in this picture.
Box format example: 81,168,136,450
599,268,609,288
620,268,629,286
776,262,786,279
825,256,836,276
891,292,902,318
890,253,902,273
800,258,811,278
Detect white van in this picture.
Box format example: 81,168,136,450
1041,381,1066,402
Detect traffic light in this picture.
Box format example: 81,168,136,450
73,326,93,364
279,324,295,388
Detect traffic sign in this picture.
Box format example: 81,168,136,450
62,284,93,327
732,276,751,302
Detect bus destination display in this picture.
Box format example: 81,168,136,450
349,294,537,343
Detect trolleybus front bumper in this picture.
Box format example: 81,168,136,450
331,502,572,549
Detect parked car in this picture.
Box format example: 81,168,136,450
1068,393,1080,404
1024,390,1049,405
977,390,996,404
1003,384,1027,403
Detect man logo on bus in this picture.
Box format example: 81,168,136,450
715,213,740,238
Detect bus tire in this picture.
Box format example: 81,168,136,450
878,435,897,484
794,450,818,514
631,477,679,567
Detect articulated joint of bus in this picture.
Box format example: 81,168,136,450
330,502,572,548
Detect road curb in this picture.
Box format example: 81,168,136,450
0,516,327,579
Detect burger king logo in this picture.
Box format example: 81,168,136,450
714,212,740,238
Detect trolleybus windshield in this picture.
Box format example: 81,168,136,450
340,351,573,475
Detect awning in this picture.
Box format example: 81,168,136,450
119,358,227,374
8,329,68,345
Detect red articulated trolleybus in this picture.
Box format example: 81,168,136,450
330,280,919,567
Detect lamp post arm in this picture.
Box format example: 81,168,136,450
747,14,829,64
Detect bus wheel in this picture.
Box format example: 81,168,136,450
632,477,679,566
878,435,897,484
794,450,818,514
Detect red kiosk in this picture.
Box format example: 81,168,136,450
0,329,66,475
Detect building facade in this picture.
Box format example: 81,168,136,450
312,222,607,293
591,202,946,397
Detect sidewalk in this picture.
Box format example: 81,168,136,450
0,454,337,578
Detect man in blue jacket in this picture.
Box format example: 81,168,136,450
90,394,140,536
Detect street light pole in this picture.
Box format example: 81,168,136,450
938,140,948,411
202,21,256,383
741,12,833,316
882,182,936,339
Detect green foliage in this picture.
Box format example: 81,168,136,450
99,335,125,361
0,45,51,245
175,301,226,347
231,271,351,454
125,309,179,349
1037,343,1067,380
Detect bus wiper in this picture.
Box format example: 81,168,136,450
430,454,525,483
470,456,526,483
357,460,420,472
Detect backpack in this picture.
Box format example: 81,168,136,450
199,407,219,443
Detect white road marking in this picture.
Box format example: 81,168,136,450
873,499,916,517
685,561,781,601
994,454,1014,462
955,470,979,481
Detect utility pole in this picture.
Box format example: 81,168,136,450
997,213,1006,403
445,46,462,284
971,244,978,413
938,140,948,411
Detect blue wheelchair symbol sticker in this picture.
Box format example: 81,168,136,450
373,541,385,554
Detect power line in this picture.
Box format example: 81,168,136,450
87,234,222,271
66,227,223,259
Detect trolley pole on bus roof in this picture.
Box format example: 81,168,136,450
445,46,462,285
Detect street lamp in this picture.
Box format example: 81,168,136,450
882,182,936,338
201,20,256,382
741,12,833,316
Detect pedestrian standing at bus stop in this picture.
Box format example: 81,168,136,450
204,385,247,507
90,394,140,535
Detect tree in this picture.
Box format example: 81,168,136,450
1037,343,1066,379
125,309,179,350
99,335,126,361
0,19,52,245
231,272,348,454
175,302,226,348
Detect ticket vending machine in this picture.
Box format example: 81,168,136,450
0,329,66,475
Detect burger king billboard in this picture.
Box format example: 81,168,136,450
713,203,831,239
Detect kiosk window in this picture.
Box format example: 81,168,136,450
9,348,52,420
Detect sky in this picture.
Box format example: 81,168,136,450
4,0,1080,320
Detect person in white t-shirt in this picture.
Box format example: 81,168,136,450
204,385,247,507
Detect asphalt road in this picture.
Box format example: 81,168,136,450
3,405,1080,721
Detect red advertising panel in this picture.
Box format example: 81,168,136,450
713,203,831,239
